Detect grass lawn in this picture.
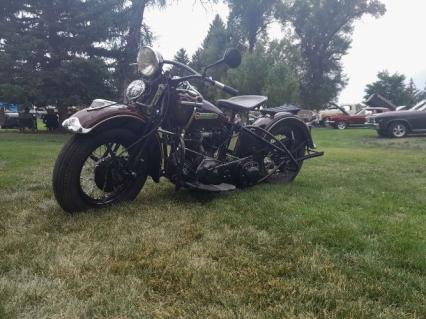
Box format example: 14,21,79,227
0,129,425,318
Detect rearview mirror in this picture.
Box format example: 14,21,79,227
223,49,241,69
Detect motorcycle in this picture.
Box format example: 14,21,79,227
53,47,323,213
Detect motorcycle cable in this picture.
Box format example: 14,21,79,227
242,125,301,169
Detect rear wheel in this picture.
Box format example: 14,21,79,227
388,122,408,138
263,122,307,183
53,129,148,213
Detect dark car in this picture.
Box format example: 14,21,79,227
0,110,20,128
366,100,426,138
326,107,390,130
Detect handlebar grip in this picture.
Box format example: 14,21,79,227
222,85,239,96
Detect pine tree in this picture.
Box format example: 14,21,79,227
364,71,411,106
0,0,123,113
406,78,419,107
191,15,230,100
174,49,190,65
171,48,190,77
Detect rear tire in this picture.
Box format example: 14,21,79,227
53,129,147,213
264,122,307,184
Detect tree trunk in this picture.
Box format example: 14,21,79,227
248,33,256,53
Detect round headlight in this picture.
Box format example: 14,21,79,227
126,80,146,101
137,47,163,78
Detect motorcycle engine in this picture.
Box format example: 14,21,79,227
237,160,261,187
196,159,223,185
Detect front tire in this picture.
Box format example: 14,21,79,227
53,129,148,213
336,121,348,130
388,122,408,138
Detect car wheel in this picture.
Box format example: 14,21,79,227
388,122,408,138
337,121,348,130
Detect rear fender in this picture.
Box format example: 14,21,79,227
62,100,162,182
236,113,314,157
253,113,315,148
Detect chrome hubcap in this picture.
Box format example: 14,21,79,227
393,124,406,137
337,122,346,129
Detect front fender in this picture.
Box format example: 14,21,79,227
63,99,162,183
385,118,412,132
63,99,146,134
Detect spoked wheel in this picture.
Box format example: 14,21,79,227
53,129,148,213
262,122,308,183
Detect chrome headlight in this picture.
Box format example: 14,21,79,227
126,80,146,101
137,47,163,78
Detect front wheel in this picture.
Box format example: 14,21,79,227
336,121,348,130
53,129,148,213
388,122,408,138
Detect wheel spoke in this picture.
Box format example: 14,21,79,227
89,154,99,162
78,141,134,203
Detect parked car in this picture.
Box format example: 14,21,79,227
326,107,390,129
0,109,19,129
366,101,426,138
317,103,364,125
364,93,397,111
298,109,318,124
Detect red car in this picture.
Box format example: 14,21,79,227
326,107,390,129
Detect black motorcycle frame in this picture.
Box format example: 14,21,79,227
121,59,323,189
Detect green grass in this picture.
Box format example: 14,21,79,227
0,128,425,318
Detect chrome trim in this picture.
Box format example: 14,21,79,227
62,117,91,134
180,101,203,107
126,80,146,101
194,112,220,120
62,115,145,134
87,99,120,111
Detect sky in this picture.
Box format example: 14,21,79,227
145,0,426,104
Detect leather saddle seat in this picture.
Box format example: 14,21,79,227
217,95,268,112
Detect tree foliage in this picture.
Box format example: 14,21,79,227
365,71,420,107
191,15,230,99
0,0,395,114
226,0,279,53
226,40,301,107
0,0,162,109
405,78,420,107
0,0,127,108
171,48,190,77
278,0,386,108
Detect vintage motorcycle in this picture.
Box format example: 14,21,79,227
53,47,323,213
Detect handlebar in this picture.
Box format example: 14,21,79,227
163,60,239,96
210,79,239,96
